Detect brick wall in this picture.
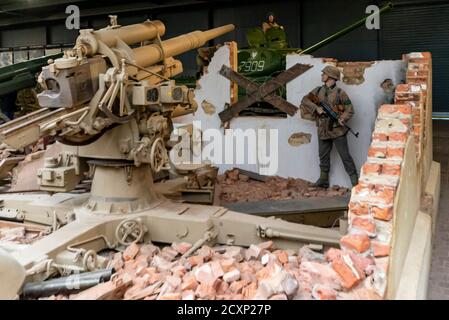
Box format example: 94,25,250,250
329,52,432,299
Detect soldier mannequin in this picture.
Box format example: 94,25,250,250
262,13,284,33
301,65,358,188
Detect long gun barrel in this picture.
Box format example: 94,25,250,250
300,3,393,55
76,20,166,56
0,52,63,97
133,24,235,68
308,93,359,138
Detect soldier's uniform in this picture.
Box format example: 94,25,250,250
262,21,282,32
301,66,358,187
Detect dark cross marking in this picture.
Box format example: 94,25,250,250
218,63,313,123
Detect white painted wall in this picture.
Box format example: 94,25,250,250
174,46,406,188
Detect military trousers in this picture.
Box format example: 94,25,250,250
318,134,357,176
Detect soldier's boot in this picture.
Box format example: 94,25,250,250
350,173,359,187
313,171,329,189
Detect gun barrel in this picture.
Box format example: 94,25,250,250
133,24,235,68
22,269,113,299
0,53,62,84
300,3,393,55
76,20,166,56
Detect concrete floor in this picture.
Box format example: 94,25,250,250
427,120,449,300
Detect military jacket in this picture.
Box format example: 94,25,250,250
300,84,354,140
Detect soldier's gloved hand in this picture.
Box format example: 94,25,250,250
316,107,324,115
338,118,345,126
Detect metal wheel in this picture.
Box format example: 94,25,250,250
82,250,97,271
150,137,167,173
115,218,145,246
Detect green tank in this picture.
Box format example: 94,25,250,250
237,26,299,116
238,27,297,79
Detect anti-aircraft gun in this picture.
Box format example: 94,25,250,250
0,18,235,191
0,19,342,287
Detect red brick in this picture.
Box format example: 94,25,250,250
381,164,401,176
256,267,271,281
215,280,230,295
123,242,140,261
258,241,274,251
181,290,195,300
331,255,364,290
188,255,204,268
181,274,198,291
362,163,381,175
171,242,192,255
158,293,181,300
197,246,214,261
340,234,371,253
139,244,158,257
388,132,408,143
242,282,258,300
349,201,369,216
220,258,236,273
325,248,344,262
312,285,337,300
223,269,241,283
373,132,388,142
244,244,262,260
378,104,397,114
387,147,405,158
276,250,289,264
372,241,390,257
229,280,248,294
351,217,376,236
210,261,224,278
349,252,374,274
194,263,218,286
195,283,216,299
371,206,393,221
368,147,387,158
161,247,179,261
352,287,383,300
171,265,187,277
397,104,412,115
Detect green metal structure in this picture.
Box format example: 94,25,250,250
0,52,63,120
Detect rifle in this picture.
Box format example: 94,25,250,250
307,93,359,138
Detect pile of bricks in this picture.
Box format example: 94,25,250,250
218,169,349,203
58,239,382,300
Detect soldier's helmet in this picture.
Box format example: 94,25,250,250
267,12,276,20
322,65,341,81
